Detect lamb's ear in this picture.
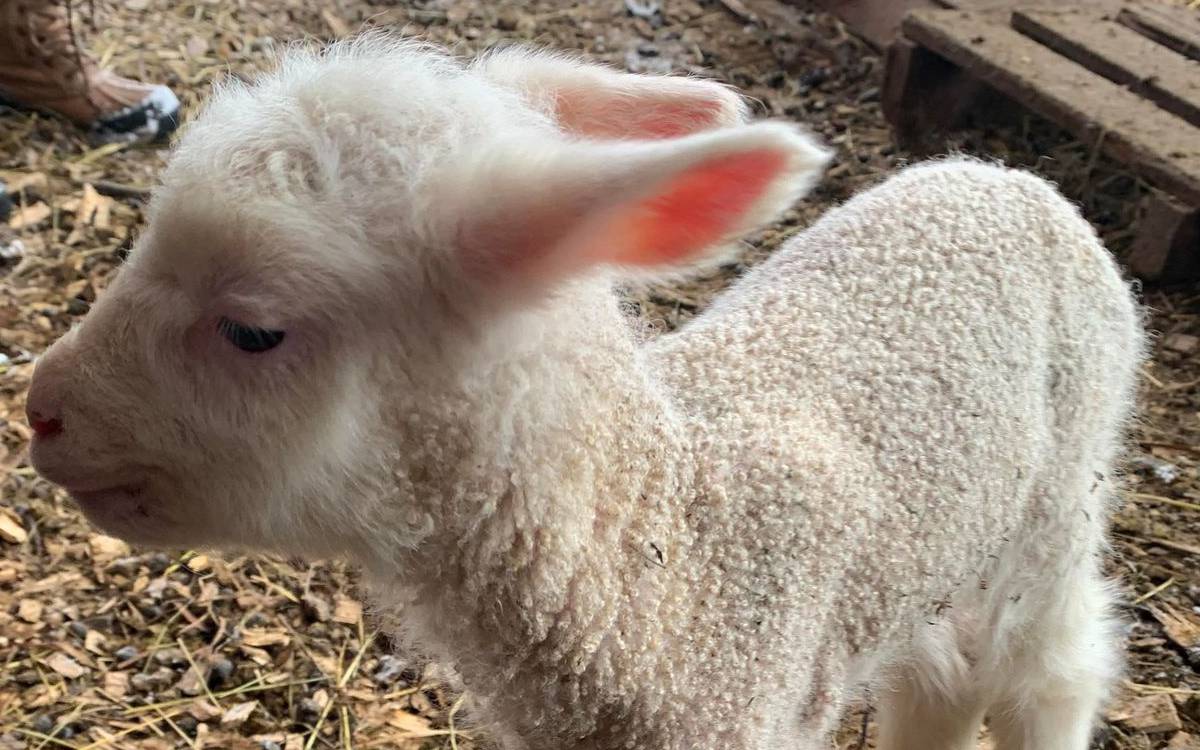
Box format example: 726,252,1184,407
475,47,748,139
444,123,831,285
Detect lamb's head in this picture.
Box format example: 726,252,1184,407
25,37,830,556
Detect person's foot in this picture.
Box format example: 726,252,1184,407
0,0,179,145
0,180,12,223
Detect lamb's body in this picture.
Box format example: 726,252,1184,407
366,161,1141,750
25,40,1144,750
649,161,1140,747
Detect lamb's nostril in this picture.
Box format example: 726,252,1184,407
29,414,63,438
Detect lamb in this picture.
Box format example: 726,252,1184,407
25,36,1145,750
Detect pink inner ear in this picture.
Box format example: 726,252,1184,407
597,148,788,266
555,91,725,140
632,100,725,139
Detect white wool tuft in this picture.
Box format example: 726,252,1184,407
27,35,1145,750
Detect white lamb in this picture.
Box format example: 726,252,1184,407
26,37,1144,750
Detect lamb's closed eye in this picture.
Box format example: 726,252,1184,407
217,317,285,353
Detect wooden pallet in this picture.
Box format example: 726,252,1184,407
880,2,1200,283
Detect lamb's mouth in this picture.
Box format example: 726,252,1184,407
67,483,159,535
69,483,149,512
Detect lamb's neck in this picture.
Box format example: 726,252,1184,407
360,288,693,702
397,302,685,571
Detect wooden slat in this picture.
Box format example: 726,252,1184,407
1127,190,1200,282
802,0,946,49
1117,4,1200,63
1012,8,1200,127
946,0,1120,12
902,8,1200,207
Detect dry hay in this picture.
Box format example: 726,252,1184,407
0,1,1198,749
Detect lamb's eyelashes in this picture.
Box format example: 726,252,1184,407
216,316,286,353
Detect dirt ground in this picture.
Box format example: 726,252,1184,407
0,1,1198,748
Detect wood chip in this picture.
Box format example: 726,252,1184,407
176,665,207,696
22,571,89,595
1169,732,1200,750
45,653,87,680
186,553,211,572
238,644,272,666
386,710,440,737
1150,604,1200,650
248,733,285,747
189,701,223,722
0,512,28,544
0,171,48,193
102,671,129,700
240,628,290,648
332,596,363,626
1107,693,1183,733
310,651,341,680
88,533,130,563
84,628,107,655
75,183,114,229
220,700,258,727
7,202,50,230
197,580,219,605
185,35,209,57
17,598,43,623
302,593,330,622
64,278,93,300
0,562,22,584
1165,333,1200,355
717,0,753,22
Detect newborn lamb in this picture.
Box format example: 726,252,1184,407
27,36,1144,750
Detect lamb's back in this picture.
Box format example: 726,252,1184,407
645,159,1141,687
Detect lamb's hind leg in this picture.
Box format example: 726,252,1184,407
876,626,985,750
984,565,1122,750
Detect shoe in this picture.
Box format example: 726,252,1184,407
0,0,179,145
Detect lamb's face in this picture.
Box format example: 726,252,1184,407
25,187,400,552
25,38,830,556
23,40,514,554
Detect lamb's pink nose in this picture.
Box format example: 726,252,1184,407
29,412,64,438
26,334,81,442
26,366,66,439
